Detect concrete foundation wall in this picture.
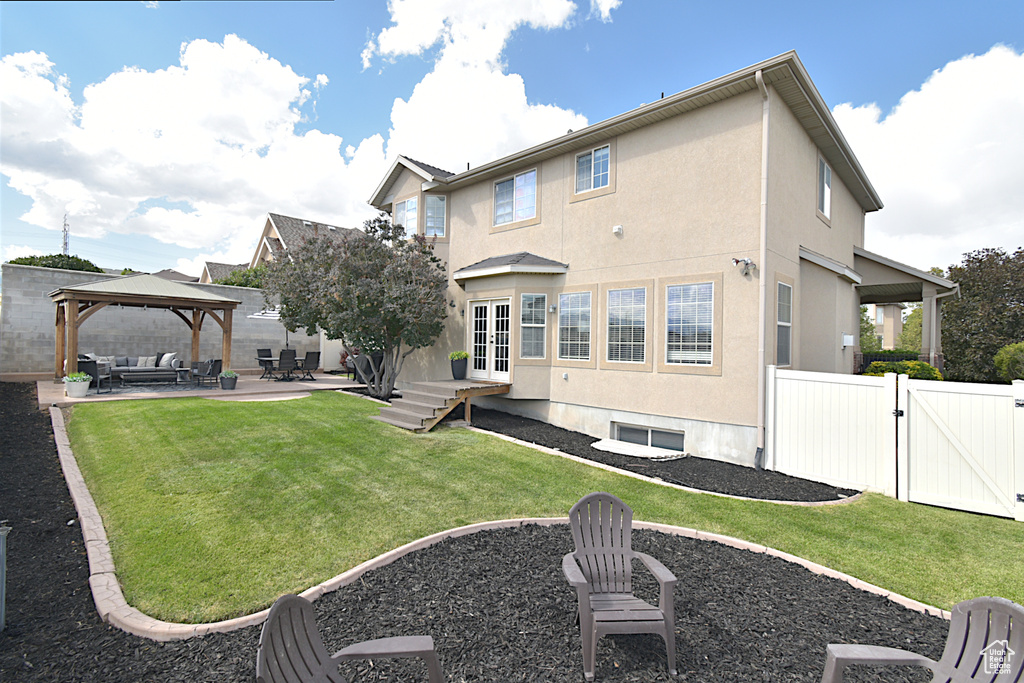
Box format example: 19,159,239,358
0,264,318,376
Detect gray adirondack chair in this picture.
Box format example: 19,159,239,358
820,596,1024,682
256,594,443,683
562,492,677,681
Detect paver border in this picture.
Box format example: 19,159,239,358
49,407,947,643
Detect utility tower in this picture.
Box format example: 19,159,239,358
62,213,69,255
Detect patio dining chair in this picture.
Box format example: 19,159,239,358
298,351,320,381
257,348,274,380
271,349,297,381
563,492,677,681
256,594,443,683
191,359,221,387
820,596,1024,682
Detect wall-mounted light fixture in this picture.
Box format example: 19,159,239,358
449,299,456,308
731,257,756,276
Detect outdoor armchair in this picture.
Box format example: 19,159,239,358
256,593,443,683
298,351,320,381
191,359,221,387
563,492,677,681
820,596,1024,682
271,349,297,381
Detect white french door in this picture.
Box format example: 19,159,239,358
469,298,511,382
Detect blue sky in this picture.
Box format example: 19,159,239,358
2,0,1022,276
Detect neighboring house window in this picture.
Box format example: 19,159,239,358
425,195,446,237
817,158,832,220
666,283,713,366
394,197,417,231
777,282,793,366
616,424,685,452
558,291,591,360
520,294,547,359
494,169,537,225
875,307,884,325
575,145,610,194
607,287,645,363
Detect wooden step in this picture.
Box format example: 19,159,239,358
405,383,460,399
390,398,441,417
369,413,426,431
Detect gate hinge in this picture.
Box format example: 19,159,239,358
1017,493,1024,503
892,409,905,417
1015,399,1024,408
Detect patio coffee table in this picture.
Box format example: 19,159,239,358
175,367,193,385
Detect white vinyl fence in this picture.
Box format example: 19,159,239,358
765,366,1024,520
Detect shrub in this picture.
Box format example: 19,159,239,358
8,253,103,273
449,351,470,360
215,264,267,288
993,342,1024,383
863,360,943,380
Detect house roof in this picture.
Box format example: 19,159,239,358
373,51,882,214
453,252,569,282
368,156,457,208
267,213,356,250
152,268,199,282
203,262,248,282
853,246,959,303
49,273,240,306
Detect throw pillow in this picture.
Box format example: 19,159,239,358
158,352,177,368
116,357,129,367
137,355,158,367
97,355,117,365
128,357,139,367
85,353,99,361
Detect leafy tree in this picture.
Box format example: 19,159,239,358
215,264,267,288
942,247,1024,383
263,214,448,399
7,253,103,273
993,342,1024,383
896,305,922,352
859,305,881,352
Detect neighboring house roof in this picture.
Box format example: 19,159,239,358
202,262,248,283
854,246,959,303
251,213,357,268
453,252,569,282
152,269,199,282
373,51,883,214
368,156,457,208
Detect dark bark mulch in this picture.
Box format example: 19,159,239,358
0,382,943,682
447,405,858,503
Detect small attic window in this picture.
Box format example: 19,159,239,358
327,225,336,231
303,221,312,227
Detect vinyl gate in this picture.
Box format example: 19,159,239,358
765,367,1024,520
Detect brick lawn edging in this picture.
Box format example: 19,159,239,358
49,407,948,643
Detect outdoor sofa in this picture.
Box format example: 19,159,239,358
81,352,183,384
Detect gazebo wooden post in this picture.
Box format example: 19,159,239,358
191,309,202,364
221,308,233,370
54,302,67,380
66,298,80,376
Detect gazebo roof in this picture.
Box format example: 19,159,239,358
49,273,240,308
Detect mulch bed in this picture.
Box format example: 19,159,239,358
0,382,944,682
444,405,858,502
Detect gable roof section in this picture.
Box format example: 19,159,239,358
453,252,569,282
268,213,355,250
853,246,958,303
203,262,248,282
369,156,457,208
384,51,881,214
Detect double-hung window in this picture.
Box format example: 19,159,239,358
494,169,536,225
607,287,645,363
425,195,446,237
520,294,546,359
666,283,713,365
777,282,792,366
817,158,832,220
558,292,591,360
394,197,417,232
575,145,610,193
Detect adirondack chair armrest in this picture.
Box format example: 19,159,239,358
634,551,677,587
333,634,436,661
820,643,937,683
562,553,591,591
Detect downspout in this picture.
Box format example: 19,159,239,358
755,69,770,470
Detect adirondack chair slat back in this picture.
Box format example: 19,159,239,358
937,596,1023,682
569,492,633,594
257,594,347,683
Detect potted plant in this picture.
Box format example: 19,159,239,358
449,351,469,380
218,369,238,390
63,372,92,398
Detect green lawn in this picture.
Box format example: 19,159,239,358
67,391,1024,623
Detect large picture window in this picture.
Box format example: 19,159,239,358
575,145,610,194
817,157,832,220
607,287,645,363
558,292,591,360
777,282,793,366
425,195,446,237
494,169,537,225
666,283,713,365
394,197,417,232
520,294,546,359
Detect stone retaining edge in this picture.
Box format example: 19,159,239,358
49,408,947,644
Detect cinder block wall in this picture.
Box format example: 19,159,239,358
0,263,318,376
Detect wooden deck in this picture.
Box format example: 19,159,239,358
372,379,511,432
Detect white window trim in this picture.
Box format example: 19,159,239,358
606,287,646,364
817,157,832,221
558,291,592,361
519,293,547,359
665,282,714,366
425,195,446,238
575,145,610,195
394,197,418,232
493,168,537,227
777,282,793,367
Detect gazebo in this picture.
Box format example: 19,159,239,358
50,273,241,379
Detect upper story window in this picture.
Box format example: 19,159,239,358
575,145,610,194
607,287,645,363
558,291,591,361
520,294,547,359
817,157,832,220
425,195,446,237
666,282,713,366
394,197,417,232
494,169,536,225
777,282,793,367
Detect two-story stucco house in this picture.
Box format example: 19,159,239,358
366,51,956,467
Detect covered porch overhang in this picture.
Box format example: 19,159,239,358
853,247,959,368
49,273,241,379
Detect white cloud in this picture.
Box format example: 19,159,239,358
2,244,44,262
590,0,622,21
833,44,1024,271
